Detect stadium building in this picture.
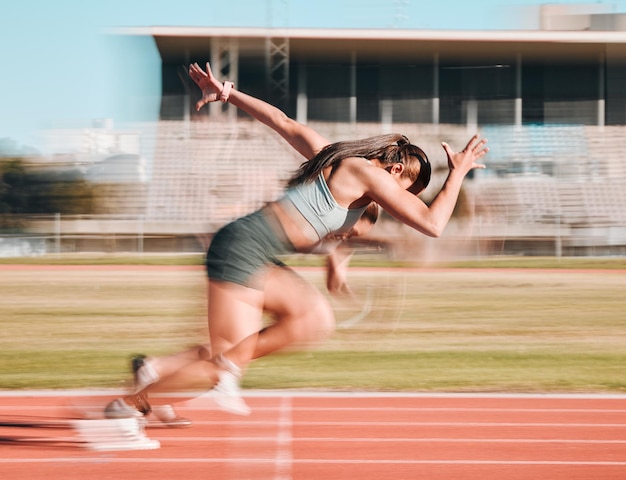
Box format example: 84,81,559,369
27,4,626,258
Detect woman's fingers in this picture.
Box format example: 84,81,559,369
441,136,489,171
471,138,489,168
205,62,215,80
463,134,480,152
188,64,204,85
464,134,489,155
189,62,213,87
441,141,454,159
472,138,488,154
189,62,220,110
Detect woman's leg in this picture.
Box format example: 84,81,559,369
105,279,265,420
220,265,335,368
110,266,334,417
207,279,265,357
204,265,334,415
139,265,314,396
144,345,210,380
257,265,336,357
146,279,265,393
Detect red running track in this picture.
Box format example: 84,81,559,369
1,391,626,480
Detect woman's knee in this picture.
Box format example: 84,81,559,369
312,300,335,338
293,297,335,342
264,268,335,342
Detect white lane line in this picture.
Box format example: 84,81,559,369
0,458,625,466
273,396,292,480
5,405,626,414
161,420,626,427
162,437,626,445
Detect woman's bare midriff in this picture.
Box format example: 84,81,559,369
266,200,320,253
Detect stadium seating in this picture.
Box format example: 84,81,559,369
139,120,626,253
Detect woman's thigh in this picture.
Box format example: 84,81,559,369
207,279,265,355
207,265,334,356
263,265,335,343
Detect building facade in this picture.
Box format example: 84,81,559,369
52,11,626,257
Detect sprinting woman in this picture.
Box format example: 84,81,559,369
105,61,488,422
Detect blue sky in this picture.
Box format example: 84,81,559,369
2,0,626,153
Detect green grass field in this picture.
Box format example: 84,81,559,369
1,255,625,393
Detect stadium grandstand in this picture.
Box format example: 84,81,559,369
19,4,626,257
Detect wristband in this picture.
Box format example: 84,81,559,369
220,81,234,103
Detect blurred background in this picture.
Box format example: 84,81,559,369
2,0,626,261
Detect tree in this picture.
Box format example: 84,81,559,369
0,158,96,230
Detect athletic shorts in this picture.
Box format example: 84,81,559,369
205,208,295,290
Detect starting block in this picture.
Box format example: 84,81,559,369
72,417,160,451
1,416,160,451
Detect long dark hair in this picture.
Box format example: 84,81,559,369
286,134,431,194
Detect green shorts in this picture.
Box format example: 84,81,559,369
205,208,295,289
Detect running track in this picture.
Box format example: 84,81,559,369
1,391,626,480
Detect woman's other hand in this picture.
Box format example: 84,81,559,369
189,62,224,111
441,135,488,176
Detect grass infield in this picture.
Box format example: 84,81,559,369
0,255,625,393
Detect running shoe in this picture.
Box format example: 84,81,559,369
104,398,143,419
103,355,154,420
149,404,192,428
128,354,156,415
211,370,251,416
131,354,160,392
131,354,191,426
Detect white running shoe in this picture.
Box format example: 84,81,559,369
150,404,192,428
132,355,160,393
104,398,143,420
211,370,251,416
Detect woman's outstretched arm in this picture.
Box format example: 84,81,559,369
189,62,329,160
356,135,488,238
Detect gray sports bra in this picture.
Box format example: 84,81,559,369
281,173,368,241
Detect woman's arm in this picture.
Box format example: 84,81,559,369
189,62,329,160
357,135,488,238
325,246,354,297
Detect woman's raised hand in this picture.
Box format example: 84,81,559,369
441,135,488,175
189,62,224,111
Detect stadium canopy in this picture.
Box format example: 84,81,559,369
112,26,626,62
